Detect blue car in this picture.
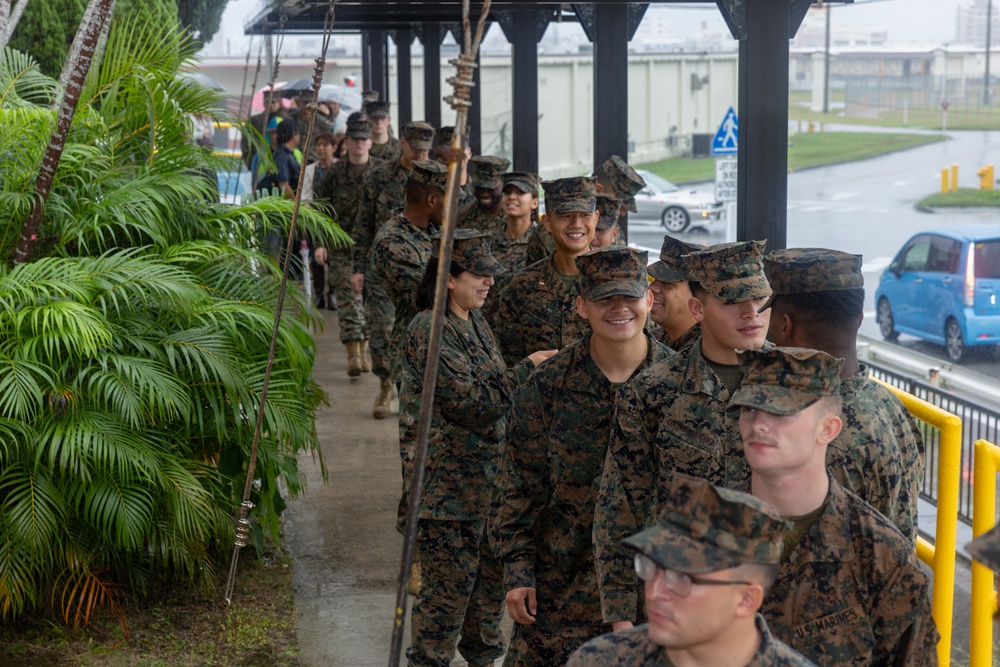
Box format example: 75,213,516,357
875,224,1000,362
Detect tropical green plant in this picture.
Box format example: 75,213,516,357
0,12,348,625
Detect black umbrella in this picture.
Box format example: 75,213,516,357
276,78,363,111
178,71,226,91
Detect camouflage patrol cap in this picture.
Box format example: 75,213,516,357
432,229,505,277
402,121,435,150
967,524,1000,574
433,125,466,149
542,176,598,216
759,247,865,312
408,159,449,192
503,171,540,196
364,101,390,118
575,246,649,301
686,240,771,304
648,236,705,283
598,155,646,212
362,90,380,103
728,347,844,416
595,193,622,231
623,474,790,574
345,119,372,140
469,156,511,190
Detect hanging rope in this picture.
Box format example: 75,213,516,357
387,1,492,664
228,34,262,202
224,0,340,606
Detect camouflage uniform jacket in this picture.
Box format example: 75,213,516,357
649,322,701,353
762,477,939,666
594,338,751,623
825,365,924,544
371,213,436,382
314,159,377,241
567,615,817,666
483,221,535,323
400,309,535,520
491,255,592,367
353,158,408,273
369,135,401,162
491,333,672,626
525,224,557,266
457,198,505,231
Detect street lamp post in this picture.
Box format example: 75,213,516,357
823,2,831,114
986,0,993,106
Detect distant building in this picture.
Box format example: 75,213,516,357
792,7,888,50
956,0,1000,46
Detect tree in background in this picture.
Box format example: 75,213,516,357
8,0,227,77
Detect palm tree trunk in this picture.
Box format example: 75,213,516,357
4,0,31,47
0,1,8,46
12,0,115,265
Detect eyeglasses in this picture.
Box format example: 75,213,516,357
633,552,751,598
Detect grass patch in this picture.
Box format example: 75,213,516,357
788,101,1000,131
636,131,947,184
918,187,1000,209
0,551,301,666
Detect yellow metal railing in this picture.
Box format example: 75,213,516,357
877,379,961,667
970,439,1000,667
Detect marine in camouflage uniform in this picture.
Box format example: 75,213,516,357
314,119,375,354
355,121,435,413
399,231,539,667
431,126,476,208
458,155,510,231
761,248,924,544
524,223,556,266
483,171,540,323
569,475,815,667
370,158,443,390
590,193,627,250
594,155,646,217
492,176,599,366
728,347,938,666
365,101,402,162
647,235,703,352
491,248,672,666
968,521,1000,573
594,241,772,624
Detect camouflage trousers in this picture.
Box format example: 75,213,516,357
328,248,365,343
503,622,606,667
364,265,394,379
407,518,506,667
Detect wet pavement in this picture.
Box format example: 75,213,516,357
283,312,509,666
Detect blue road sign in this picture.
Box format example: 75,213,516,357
711,107,739,156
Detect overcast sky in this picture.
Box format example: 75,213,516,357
652,0,970,45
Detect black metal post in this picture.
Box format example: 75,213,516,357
372,30,389,102
736,2,789,249
423,23,442,127
511,9,539,172
361,31,372,92
593,3,630,239
463,24,483,154
397,29,413,124
823,3,831,114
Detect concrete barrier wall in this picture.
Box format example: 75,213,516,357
201,51,738,177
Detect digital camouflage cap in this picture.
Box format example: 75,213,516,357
432,228,506,277
575,246,648,302
623,473,790,574
967,524,1000,574
362,90,380,103
468,155,511,190
686,240,771,304
648,235,705,283
364,100,389,118
595,193,622,231
728,347,844,416
345,119,372,140
542,176,598,215
760,247,865,312
503,171,540,196
401,121,435,150
598,155,646,212
408,159,449,192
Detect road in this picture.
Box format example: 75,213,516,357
626,128,1000,378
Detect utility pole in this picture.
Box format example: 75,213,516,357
986,0,993,106
823,2,831,114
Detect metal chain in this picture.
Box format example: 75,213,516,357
387,1,493,664
224,0,340,606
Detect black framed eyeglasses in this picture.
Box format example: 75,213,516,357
633,552,751,598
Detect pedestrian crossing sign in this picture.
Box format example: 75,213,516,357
711,107,739,156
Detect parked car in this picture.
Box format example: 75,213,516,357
633,169,725,233
875,224,1000,362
